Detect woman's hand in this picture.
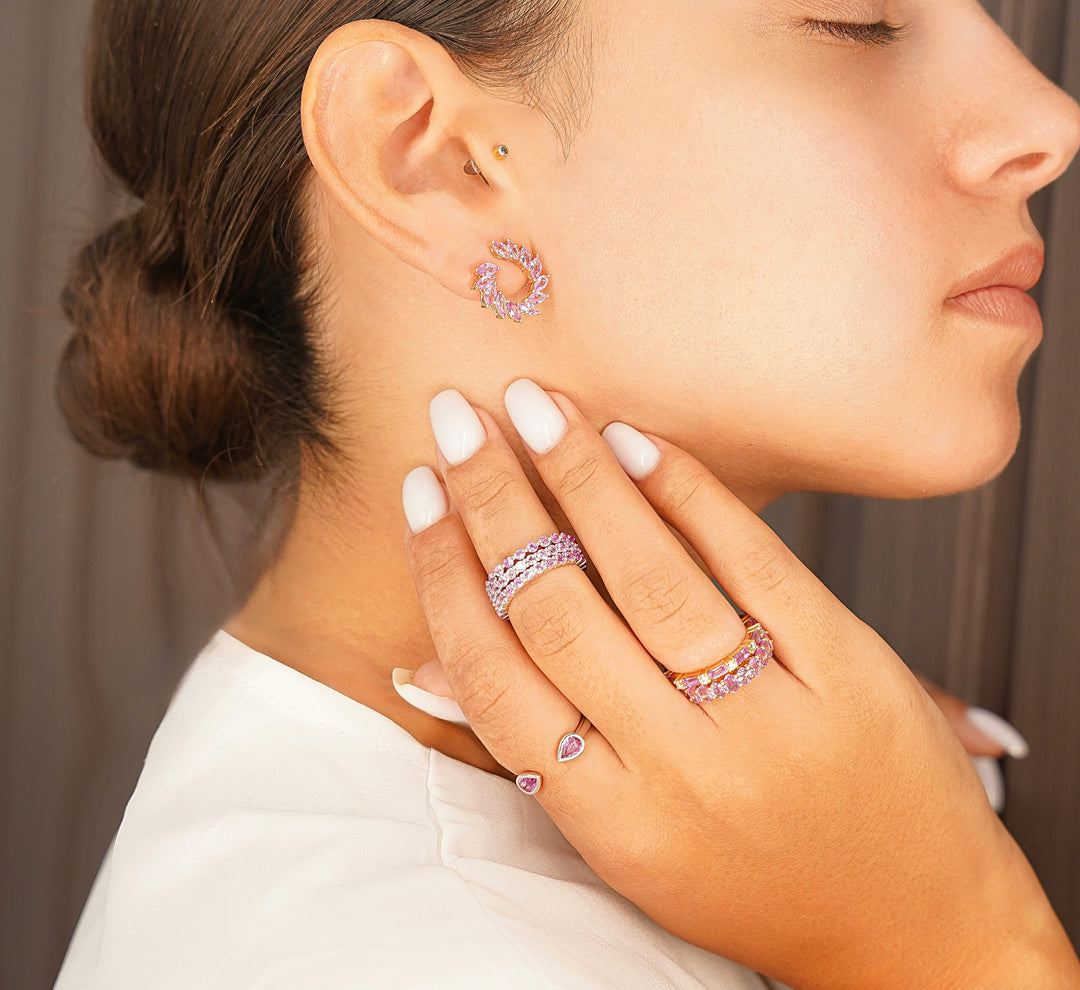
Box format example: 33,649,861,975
402,381,1078,990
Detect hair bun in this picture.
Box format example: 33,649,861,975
57,210,283,481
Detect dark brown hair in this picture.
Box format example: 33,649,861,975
58,0,585,484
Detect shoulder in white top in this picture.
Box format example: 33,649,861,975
55,629,786,989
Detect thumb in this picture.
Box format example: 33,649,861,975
412,656,455,698
390,658,471,726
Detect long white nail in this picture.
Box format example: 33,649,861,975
971,755,1005,813
504,379,567,454
430,390,486,466
966,707,1030,759
402,467,449,534
391,668,470,726
602,422,661,480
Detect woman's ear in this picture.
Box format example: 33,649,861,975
301,21,527,299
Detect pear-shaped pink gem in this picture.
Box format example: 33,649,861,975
515,773,542,795
557,733,586,762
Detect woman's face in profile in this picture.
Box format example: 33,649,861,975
526,0,1080,500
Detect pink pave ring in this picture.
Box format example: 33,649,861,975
655,614,774,705
485,533,588,621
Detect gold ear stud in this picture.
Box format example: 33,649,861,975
493,144,510,160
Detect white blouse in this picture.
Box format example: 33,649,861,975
55,629,787,989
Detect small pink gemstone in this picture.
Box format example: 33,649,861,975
503,556,513,568
495,294,509,318
734,647,750,665
539,536,550,548
508,302,523,323
516,773,542,795
520,300,540,317
527,542,539,553
516,245,530,263
529,291,549,305
515,548,527,560
476,262,499,278
749,656,764,672
533,274,550,292
528,256,543,279
723,675,739,693
557,733,585,762
481,284,497,308
707,665,725,680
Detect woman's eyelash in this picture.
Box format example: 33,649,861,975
800,20,907,47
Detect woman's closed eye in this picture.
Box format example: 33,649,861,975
800,19,908,47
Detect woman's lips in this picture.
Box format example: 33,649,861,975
946,285,1043,335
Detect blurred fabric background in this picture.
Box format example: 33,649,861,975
3,0,1079,985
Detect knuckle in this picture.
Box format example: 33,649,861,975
452,468,519,522
451,655,527,735
555,449,608,503
738,537,793,596
511,586,590,661
660,467,710,518
411,538,467,594
619,555,697,627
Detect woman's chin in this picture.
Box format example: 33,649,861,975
879,412,1023,499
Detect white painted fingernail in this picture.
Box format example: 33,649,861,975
391,668,470,726
504,379,567,454
971,755,1005,813
430,390,486,466
402,467,449,534
966,707,1030,759
602,422,661,480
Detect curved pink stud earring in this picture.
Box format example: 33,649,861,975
472,238,550,324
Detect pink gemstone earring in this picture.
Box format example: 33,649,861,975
472,238,550,324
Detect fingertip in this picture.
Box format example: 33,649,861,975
602,422,662,481
965,707,1030,760
971,755,1006,813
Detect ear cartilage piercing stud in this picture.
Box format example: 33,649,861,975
472,239,550,324
463,159,490,187
493,144,510,160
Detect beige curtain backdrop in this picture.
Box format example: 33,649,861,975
2,1,1078,986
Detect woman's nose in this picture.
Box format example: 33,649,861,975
940,4,1080,200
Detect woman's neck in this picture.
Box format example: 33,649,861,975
223,406,774,779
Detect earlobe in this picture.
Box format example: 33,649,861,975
300,21,518,300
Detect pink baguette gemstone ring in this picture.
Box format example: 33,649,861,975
485,532,588,620
656,615,774,705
